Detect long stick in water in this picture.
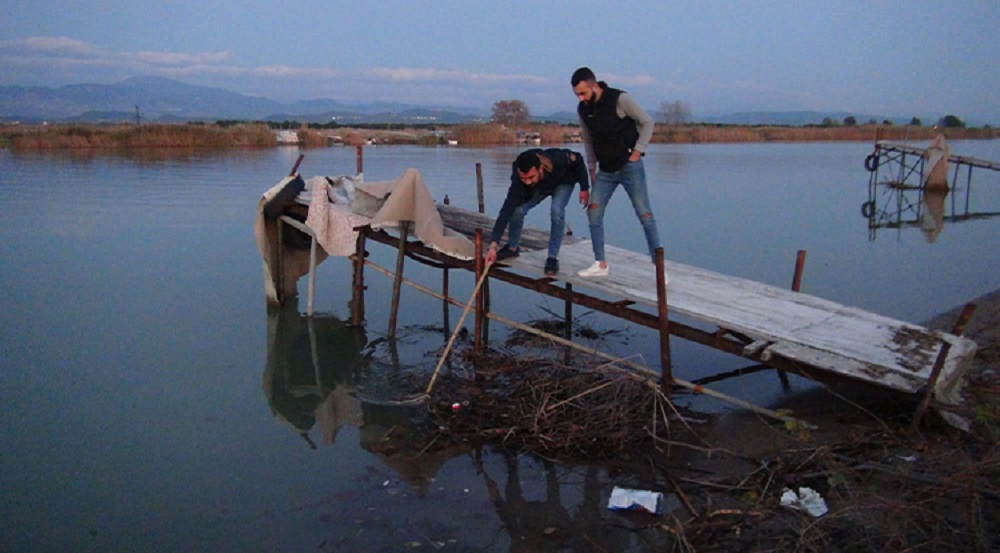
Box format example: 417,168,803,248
425,260,493,396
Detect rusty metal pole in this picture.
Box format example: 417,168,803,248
655,247,672,392
441,267,450,341
564,283,573,341
473,229,484,354
774,249,809,387
476,163,484,214
350,227,368,326
387,222,410,338
356,145,363,174
913,302,977,430
791,250,807,293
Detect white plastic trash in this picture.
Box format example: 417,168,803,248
607,486,663,515
780,487,828,517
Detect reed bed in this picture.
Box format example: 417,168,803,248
3,122,997,151
423,354,681,459
3,123,276,150
450,123,516,146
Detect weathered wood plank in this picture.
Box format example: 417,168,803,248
509,240,976,399
437,204,580,252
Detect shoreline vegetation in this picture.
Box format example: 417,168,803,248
2,121,999,151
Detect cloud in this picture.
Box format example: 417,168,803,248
129,50,232,67
0,36,232,75
603,73,657,87
367,67,547,85
0,37,550,103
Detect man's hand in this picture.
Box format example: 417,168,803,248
579,190,589,208
485,242,498,265
629,150,642,163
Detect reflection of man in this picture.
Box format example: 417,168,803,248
479,451,628,551
485,148,589,276
571,66,661,277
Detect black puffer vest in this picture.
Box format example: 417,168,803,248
577,83,639,172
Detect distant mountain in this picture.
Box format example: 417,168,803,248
0,76,488,124
0,76,937,127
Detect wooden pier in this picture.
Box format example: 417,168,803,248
262,150,979,428
350,203,977,420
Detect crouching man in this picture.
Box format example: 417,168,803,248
485,148,589,276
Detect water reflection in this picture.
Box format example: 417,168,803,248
263,303,368,447
919,188,948,243
476,451,639,551
263,304,465,490
864,182,1000,242
8,146,267,164
863,140,1000,242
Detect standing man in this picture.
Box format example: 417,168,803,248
485,148,589,276
571,66,660,277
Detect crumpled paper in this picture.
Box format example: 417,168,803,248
780,487,828,517
607,486,663,515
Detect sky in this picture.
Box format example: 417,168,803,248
2,1,999,123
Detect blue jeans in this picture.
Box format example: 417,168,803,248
506,183,574,259
587,158,660,262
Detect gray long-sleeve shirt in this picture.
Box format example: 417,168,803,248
578,91,654,170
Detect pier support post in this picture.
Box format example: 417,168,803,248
791,250,807,293
350,227,368,326
564,283,573,341
442,268,450,341
388,222,410,338
306,235,317,316
476,163,484,214
654,247,672,392
356,145,363,174
474,229,484,355
774,249,808,387
913,302,977,430
275,219,285,304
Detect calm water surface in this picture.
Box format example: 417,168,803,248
2,141,998,552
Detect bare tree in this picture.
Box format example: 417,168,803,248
658,100,691,125
491,100,531,127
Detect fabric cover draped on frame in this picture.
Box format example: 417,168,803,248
256,169,473,305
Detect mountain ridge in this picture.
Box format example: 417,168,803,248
0,76,939,127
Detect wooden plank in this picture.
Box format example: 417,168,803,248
508,241,977,398
437,204,580,252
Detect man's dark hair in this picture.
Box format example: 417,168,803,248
514,150,541,173
571,67,596,86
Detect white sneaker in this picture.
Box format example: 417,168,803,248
577,261,609,277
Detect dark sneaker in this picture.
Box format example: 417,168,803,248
544,257,559,276
496,245,520,261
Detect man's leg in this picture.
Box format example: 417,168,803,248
621,159,661,258
546,183,574,258
586,171,617,263
504,203,528,251
505,193,546,252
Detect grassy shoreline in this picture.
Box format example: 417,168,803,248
2,122,998,150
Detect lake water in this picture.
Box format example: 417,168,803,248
2,140,999,551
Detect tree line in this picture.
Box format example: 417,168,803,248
489,98,979,129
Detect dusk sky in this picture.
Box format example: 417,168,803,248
3,1,999,123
